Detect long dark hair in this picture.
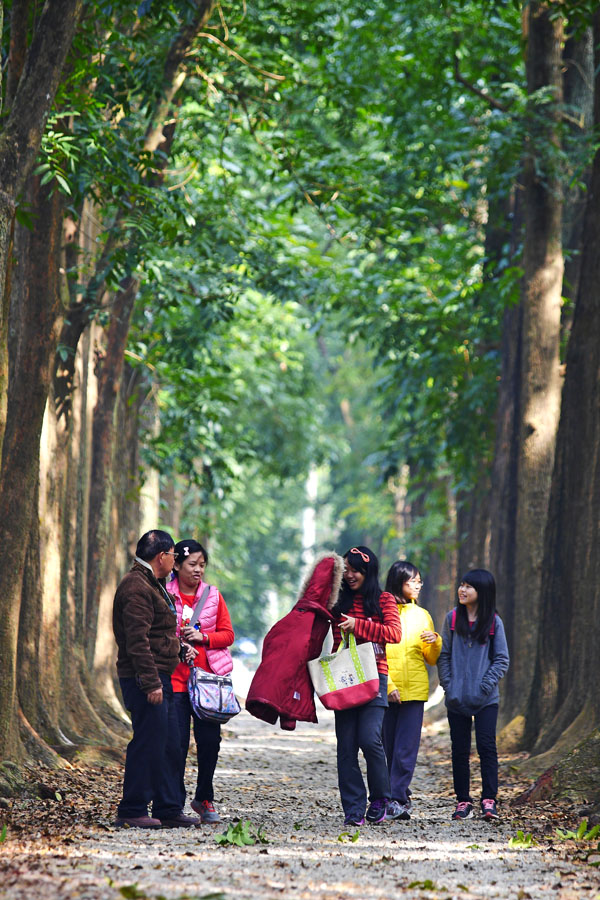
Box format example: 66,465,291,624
333,546,382,619
455,568,496,644
385,560,421,604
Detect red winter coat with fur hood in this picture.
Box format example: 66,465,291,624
246,553,343,731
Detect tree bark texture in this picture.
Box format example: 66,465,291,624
524,9,600,755
561,27,594,331
0,0,83,349
502,2,564,721
0,177,65,758
93,364,146,699
84,277,138,668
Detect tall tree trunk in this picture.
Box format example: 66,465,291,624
561,27,594,334
501,2,564,722
93,364,146,702
85,277,138,667
457,112,519,581
0,0,83,448
0,177,65,758
524,9,600,755
488,185,524,723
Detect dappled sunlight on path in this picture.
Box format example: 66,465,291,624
1,708,599,900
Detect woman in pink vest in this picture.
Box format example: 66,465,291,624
170,539,234,824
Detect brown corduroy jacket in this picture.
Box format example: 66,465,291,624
113,562,180,694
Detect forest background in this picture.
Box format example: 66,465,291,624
0,0,599,811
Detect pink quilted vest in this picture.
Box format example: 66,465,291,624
169,577,233,676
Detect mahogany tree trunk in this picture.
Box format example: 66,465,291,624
0,178,65,758
85,278,138,668
560,27,594,335
524,9,600,756
500,2,564,722
0,0,83,446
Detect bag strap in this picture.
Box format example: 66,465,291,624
189,585,211,628
337,631,355,652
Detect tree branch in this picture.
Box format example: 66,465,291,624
453,53,510,113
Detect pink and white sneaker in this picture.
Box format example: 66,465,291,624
481,798,499,820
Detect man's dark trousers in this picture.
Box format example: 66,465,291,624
117,671,181,819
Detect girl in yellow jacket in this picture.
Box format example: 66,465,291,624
383,560,442,820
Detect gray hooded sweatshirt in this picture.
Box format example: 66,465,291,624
437,609,509,717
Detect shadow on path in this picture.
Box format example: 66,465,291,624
1,706,599,900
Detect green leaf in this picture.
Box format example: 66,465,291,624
14,206,35,230
119,886,147,900
215,819,258,847
577,820,589,840
508,831,537,848
337,829,360,843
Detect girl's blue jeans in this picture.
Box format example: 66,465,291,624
334,674,390,819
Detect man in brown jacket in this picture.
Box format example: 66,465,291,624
113,529,199,828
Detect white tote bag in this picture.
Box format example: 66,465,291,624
307,633,379,711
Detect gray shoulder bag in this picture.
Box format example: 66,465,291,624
186,586,241,723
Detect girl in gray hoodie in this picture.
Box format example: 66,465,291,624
437,569,509,821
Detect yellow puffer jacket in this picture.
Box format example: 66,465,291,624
386,601,442,701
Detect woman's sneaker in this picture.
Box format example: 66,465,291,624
387,800,410,820
344,815,365,827
451,801,474,820
366,799,387,824
191,799,221,824
481,799,499,820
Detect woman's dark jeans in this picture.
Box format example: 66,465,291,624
174,690,221,806
382,699,424,804
447,703,499,802
334,674,390,819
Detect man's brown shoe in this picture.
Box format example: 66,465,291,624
115,815,161,829
159,813,201,828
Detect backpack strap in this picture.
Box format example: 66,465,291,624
451,608,496,635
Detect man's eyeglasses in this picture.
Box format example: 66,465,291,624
350,547,370,563
163,550,176,558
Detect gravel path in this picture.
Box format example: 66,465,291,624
1,707,599,900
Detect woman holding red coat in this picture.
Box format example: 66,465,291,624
330,546,401,827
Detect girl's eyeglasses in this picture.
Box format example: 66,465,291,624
350,547,370,563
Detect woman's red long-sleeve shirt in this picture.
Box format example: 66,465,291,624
331,591,402,675
171,590,234,691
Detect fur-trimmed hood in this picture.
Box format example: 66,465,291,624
293,551,344,614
